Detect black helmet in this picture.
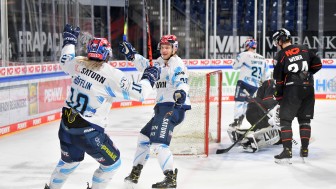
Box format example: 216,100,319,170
272,28,292,46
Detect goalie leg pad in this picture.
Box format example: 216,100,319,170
254,127,281,148
241,127,281,152
227,127,238,143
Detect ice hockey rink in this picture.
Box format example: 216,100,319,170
0,100,336,189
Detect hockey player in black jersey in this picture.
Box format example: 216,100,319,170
272,28,322,163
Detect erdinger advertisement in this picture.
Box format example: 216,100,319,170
0,59,335,136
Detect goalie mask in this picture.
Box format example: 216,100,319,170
272,28,292,47
87,38,112,61
244,38,257,51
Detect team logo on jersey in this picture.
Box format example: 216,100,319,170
174,71,185,76
156,81,167,88
285,47,300,56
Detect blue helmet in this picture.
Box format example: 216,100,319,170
244,38,257,50
87,38,112,61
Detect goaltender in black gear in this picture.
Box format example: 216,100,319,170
228,79,282,152
272,28,322,163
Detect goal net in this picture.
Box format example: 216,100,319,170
170,70,222,156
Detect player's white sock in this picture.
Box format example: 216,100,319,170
49,159,80,189
233,101,245,120
91,159,121,189
132,133,151,166
152,143,174,172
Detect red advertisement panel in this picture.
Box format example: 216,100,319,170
38,78,71,113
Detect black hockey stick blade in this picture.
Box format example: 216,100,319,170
216,110,270,154
216,144,236,154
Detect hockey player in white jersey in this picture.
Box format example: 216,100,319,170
44,24,159,189
229,38,269,129
119,35,190,189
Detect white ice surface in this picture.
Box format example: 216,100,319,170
0,100,336,189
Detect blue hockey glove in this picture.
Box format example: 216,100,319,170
118,41,137,61
62,24,80,47
141,66,160,87
173,90,186,106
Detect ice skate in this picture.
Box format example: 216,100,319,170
300,148,309,163
44,184,50,189
124,164,143,188
229,115,244,129
86,182,91,189
274,148,292,164
152,169,178,189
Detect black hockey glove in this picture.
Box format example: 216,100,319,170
118,41,137,61
273,85,283,102
173,90,186,107
141,66,160,87
62,24,80,48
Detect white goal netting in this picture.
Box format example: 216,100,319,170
170,70,222,156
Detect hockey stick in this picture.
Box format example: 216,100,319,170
216,109,271,154
144,0,153,66
123,0,129,41
216,89,274,154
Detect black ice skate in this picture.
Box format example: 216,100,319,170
86,182,91,189
124,164,143,188
274,148,292,164
152,169,178,189
229,115,244,129
300,148,309,163
44,184,50,189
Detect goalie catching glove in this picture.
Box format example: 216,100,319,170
62,24,80,47
141,66,160,87
173,90,186,107
118,41,137,61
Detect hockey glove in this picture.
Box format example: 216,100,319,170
141,66,160,87
118,41,137,61
273,85,283,102
173,90,186,107
62,24,80,48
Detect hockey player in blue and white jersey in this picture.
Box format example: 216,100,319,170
118,35,190,189
44,24,159,189
229,38,269,129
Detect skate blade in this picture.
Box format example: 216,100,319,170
124,180,136,189
152,188,176,189
274,158,292,164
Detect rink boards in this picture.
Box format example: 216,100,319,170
0,59,335,136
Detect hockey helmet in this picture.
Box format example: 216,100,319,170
272,28,292,46
157,34,178,51
244,38,257,50
87,38,112,61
